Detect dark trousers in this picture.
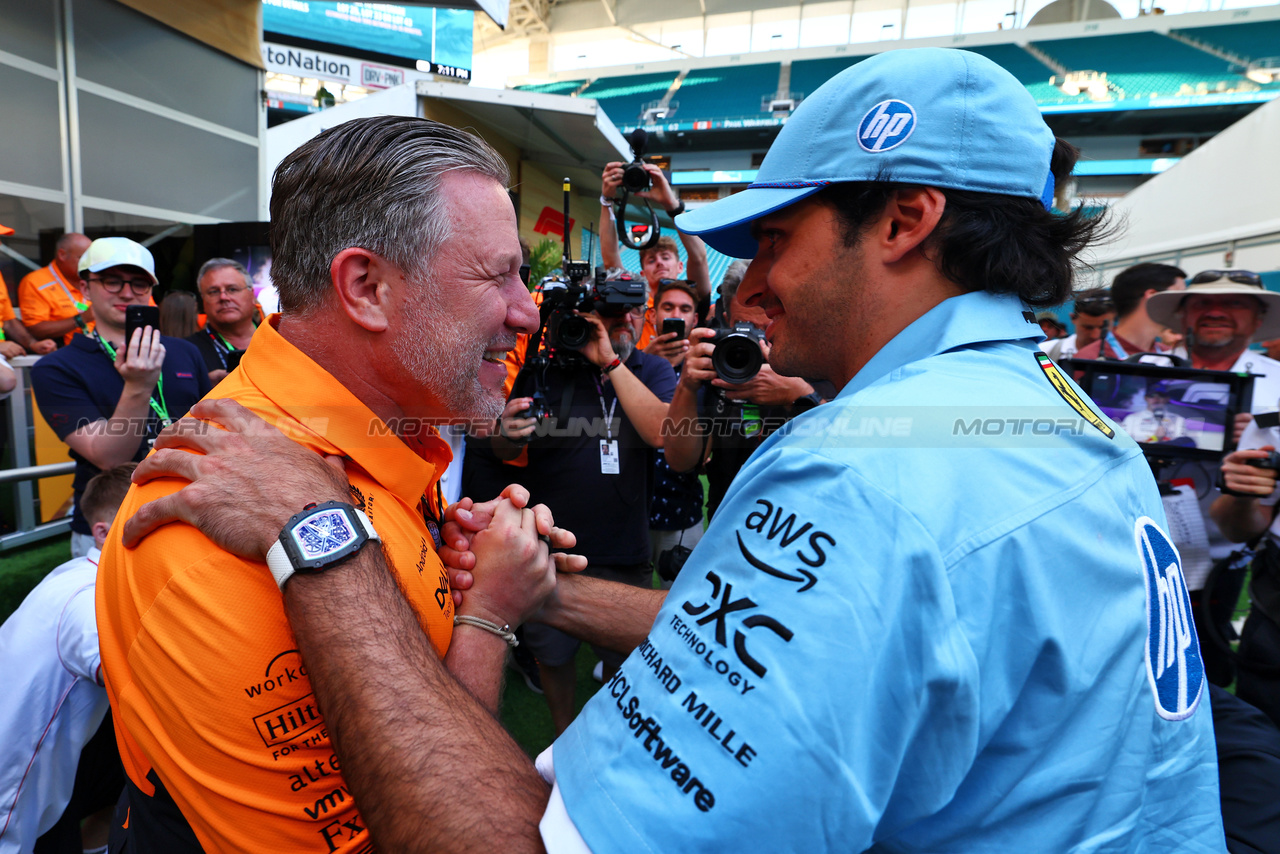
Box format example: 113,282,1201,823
34,713,125,854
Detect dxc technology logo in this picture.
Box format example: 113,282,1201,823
1134,517,1205,721
857,100,916,152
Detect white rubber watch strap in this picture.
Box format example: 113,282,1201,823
266,507,378,591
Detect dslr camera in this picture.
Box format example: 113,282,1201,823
622,128,651,194
709,322,766,384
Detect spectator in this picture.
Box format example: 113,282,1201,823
645,279,706,585
0,464,134,854
1074,262,1185,359
0,223,57,356
18,233,93,347
31,238,210,557
489,273,676,734
187,258,257,385
1040,287,1115,361
158,291,198,339
1036,312,1066,339
600,161,711,347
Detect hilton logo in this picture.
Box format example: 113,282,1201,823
254,693,324,747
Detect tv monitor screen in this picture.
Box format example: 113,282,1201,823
1065,360,1257,462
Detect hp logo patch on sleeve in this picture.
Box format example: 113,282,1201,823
1134,517,1205,721
857,100,917,152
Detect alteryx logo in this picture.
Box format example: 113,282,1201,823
1134,517,1205,721
857,100,916,152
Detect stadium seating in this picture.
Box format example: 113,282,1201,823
673,63,782,122
516,79,588,96
1176,20,1280,63
579,72,680,125
788,55,870,101
959,43,1055,84
1032,31,1233,75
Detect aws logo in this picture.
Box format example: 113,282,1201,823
1135,517,1205,721
858,99,916,152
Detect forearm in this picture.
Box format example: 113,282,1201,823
443,623,511,713
599,202,622,270
4,319,40,351
1210,495,1273,543
662,382,706,472
286,549,549,853
678,232,711,300
27,317,79,340
609,365,667,448
68,388,155,469
541,572,665,655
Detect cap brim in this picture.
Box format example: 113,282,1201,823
1147,285,1280,341
675,185,825,260
0,223,13,236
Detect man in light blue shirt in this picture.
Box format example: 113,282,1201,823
118,48,1225,852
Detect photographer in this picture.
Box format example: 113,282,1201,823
490,276,676,734
1040,287,1114,362
664,262,829,519
599,158,711,346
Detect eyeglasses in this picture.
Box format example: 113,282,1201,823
1189,270,1262,287
1075,296,1115,314
89,275,153,295
202,285,249,299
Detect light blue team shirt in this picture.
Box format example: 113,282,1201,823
552,290,1225,852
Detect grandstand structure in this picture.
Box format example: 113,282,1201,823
512,4,1280,217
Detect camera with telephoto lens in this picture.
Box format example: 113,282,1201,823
710,322,766,384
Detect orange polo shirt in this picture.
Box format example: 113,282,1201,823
97,315,455,854
0,271,14,324
18,263,92,344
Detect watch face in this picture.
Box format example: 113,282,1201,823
292,508,357,561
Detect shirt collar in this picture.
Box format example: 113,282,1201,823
87,546,101,565
237,315,451,505
842,290,1041,397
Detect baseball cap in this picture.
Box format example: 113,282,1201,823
676,47,1056,259
78,237,158,284
0,222,13,236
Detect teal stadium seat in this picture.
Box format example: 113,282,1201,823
515,80,588,96
959,44,1055,84
1177,21,1280,63
580,72,681,127
672,63,782,122
1032,32,1234,76
788,56,871,102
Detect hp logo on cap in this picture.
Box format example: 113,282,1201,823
858,100,916,153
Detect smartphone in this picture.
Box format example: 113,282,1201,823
661,318,686,340
125,305,161,346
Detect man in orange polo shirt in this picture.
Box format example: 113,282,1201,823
96,118,576,853
19,232,93,346
0,223,57,356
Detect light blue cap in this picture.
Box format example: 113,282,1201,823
676,47,1057,259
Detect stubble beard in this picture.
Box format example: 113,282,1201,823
390,296,506,425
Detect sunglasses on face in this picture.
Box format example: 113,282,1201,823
1189,270,1262,287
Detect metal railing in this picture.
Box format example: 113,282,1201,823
2,356,74,550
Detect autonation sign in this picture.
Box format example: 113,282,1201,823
262,42,410,89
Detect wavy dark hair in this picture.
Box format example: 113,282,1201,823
818,140,1111,308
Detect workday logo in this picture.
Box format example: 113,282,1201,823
1134,517,1205,721
857,100,916,152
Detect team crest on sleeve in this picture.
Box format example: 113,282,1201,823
857,100,916,152
1134,517,1205,721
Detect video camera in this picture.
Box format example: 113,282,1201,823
506,179,648,439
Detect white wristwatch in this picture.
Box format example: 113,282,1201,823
266,501,380,590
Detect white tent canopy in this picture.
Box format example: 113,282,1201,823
1085,95,1280,285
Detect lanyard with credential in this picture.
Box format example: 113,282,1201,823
1104,329,1129,360
92,331,172,428
594,375,619,442
205,323,236,370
